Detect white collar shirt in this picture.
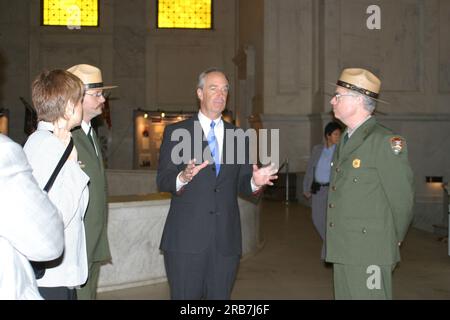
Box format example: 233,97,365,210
197,110,224,161
81,120,98,156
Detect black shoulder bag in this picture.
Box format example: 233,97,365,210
310,166,320,194
30,137,74,279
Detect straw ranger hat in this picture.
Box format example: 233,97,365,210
67,64,117,90
330,68,388,104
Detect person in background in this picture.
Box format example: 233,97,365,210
67,64,116,299
24,69,89,300
326,68,414,299
303,121,342,261
0,133,64,300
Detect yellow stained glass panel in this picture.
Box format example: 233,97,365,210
158,0,212,29
43,0,98,27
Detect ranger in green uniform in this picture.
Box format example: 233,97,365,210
67,64,116,299
326,68,414,299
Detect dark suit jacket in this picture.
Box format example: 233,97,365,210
157,115,256,256
72,127,111,263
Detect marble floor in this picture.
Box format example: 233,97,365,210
98,200,450,300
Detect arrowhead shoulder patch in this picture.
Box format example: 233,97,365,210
390,136,404,155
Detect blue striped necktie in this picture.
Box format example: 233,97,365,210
207,121,220,176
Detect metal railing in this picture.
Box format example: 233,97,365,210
278,158,289,204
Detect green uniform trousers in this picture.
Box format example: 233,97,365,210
333,263,395,300
77,262,101,300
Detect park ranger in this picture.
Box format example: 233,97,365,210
326,68,414,299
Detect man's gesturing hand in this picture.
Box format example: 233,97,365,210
179,159,209,183
252,163,278,187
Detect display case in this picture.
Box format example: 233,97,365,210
133,109,195,170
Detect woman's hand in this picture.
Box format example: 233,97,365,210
53,125,78,161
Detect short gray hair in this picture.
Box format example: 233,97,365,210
197,67,229,89
360,93,377,113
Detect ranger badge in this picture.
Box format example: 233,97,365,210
352,159,361,168
390,137,404,155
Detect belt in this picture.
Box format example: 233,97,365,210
317,182,329,187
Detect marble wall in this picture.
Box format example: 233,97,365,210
100,171,263,291
106,169,157,196
263,0,319,116
236,0,264,128
99,196,169,291
376,113,450,232
98,195,261,292
0,0,237,169
259,0,449,162
257,0,450,232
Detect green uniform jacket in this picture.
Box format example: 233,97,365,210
325,117,414,265
72,127,111,263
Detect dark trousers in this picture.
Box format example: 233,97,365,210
38,286,77,300
164,244,240,300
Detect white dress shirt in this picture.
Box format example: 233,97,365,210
176,111,259,192
81,120,98,155
23,122,90,288
0,134,64,299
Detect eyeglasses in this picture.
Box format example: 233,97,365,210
207,85,229,94
332,93,357,102
84,91,104,98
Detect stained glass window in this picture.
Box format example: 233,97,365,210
158,0,212,29
42,0,98,27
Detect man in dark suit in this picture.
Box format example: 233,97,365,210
157,68,278,300
67,64,117,299
326,68,414,299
